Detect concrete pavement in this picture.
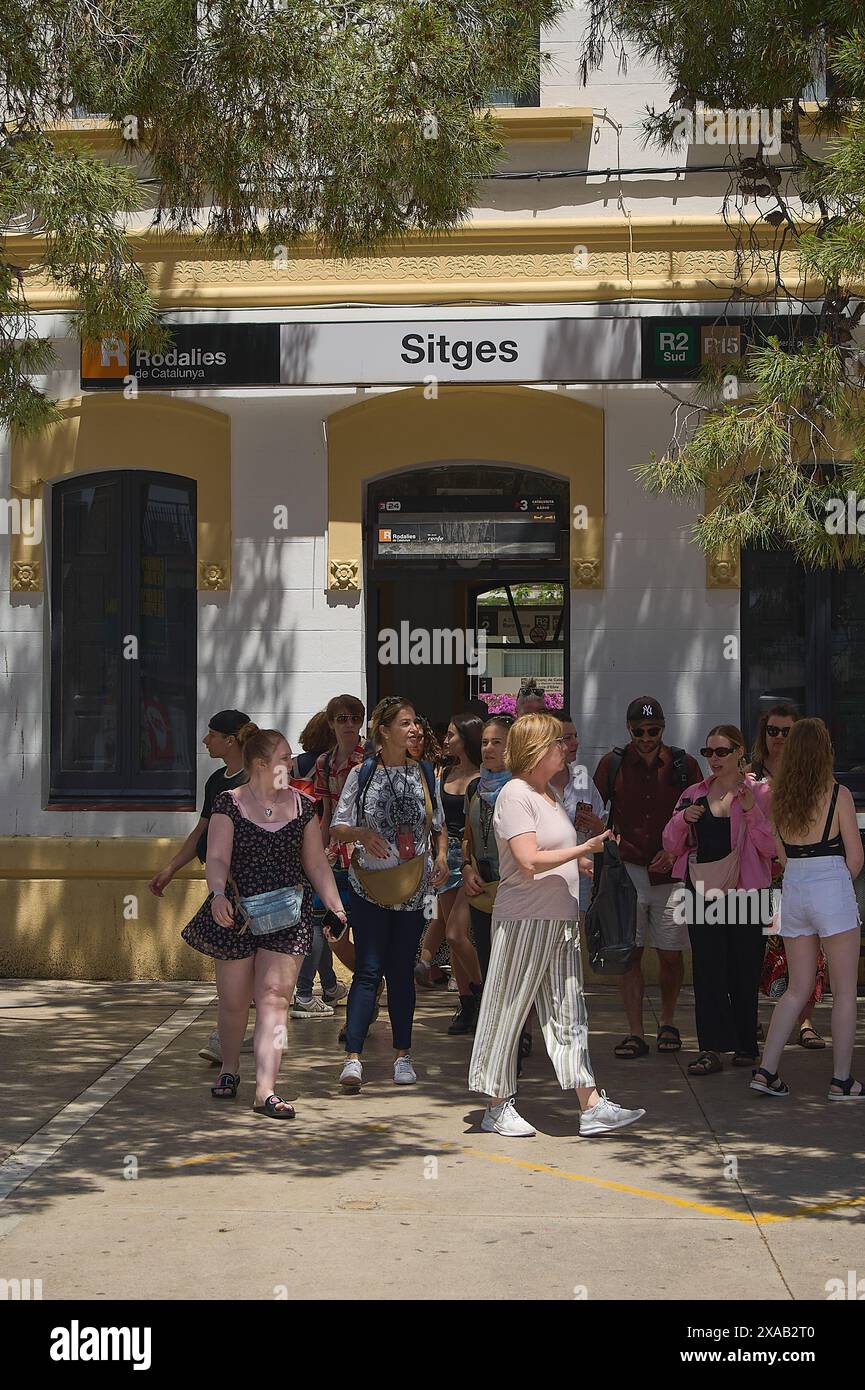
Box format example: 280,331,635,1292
0,979,863,1301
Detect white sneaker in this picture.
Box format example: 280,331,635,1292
199,1030,253,1063
481,1097,536,1137
393,1055,417,1085
579,1091,645,1136
339,1059,363,1092
290,996,335,1019
198,1030,222,1064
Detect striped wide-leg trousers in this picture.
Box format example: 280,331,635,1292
468,918,595,1099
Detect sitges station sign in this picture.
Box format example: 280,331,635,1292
80,313,818,389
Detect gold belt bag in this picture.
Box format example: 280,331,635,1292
350,851,426,907
469,855,499,915
350,762,433,908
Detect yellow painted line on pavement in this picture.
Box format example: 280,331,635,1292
458,1145,865,1226
755,1193,865,1224
458,1146,755,1222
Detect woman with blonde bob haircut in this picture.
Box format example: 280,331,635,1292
752,719,864,1100
468,712,646,1138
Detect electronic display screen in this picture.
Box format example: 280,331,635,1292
374,496,560,560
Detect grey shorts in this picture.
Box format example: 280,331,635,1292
624,862,689,951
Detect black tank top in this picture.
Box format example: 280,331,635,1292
439,778,470,839
693,796,733,862
781,783,844,858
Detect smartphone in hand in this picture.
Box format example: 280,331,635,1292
321,908,349,941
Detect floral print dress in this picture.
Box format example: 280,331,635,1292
181,790,315,960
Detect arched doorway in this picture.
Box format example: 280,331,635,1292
367,462,570,722
325,384,606,721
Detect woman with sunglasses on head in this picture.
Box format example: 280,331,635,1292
662,726,776,1076
330,698,449,1092
751,705,828,1050
752,719,864,1100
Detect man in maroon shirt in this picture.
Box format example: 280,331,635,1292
593,698,702,1058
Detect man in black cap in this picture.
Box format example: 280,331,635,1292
593,698,701,1059
149,709,251,1064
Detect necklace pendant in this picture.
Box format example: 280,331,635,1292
265,807,273,818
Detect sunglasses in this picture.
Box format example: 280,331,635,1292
766,725,791,738
335,712,363,724
630,726,663,739
700,745,738,758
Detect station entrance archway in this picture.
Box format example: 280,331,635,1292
366,463,570,724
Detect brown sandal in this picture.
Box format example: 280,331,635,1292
614,1034,649,1059
688,1051,722,1075
798,1026,826,1050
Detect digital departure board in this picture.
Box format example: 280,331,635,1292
374,496,561,560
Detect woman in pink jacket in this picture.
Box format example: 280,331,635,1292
662,724,776,1076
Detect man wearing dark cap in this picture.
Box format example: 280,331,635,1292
593,698,701,1060
149,709,251,1064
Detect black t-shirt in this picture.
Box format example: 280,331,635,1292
196,765,248,862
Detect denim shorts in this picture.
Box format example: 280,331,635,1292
779,857,862,939
437,835,464,896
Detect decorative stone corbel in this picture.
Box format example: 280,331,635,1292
706,547,740,589
11,560,41,592
329,559,360,592
199,562,228,591
572,557,601,587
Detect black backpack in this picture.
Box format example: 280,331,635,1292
584,838,638,975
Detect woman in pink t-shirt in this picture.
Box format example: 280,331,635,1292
468,713,647,1139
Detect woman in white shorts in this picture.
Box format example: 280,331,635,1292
751,719,864,1100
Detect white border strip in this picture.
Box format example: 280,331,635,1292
0,992,215,1204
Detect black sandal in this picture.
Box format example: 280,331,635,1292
687,1050,722,1076
798,1025,826,1050
211,1071,240,1099
657,1025,682,1053
253,1094,296,1119
828,1076,865,1101
750,1066,789,1097
614,1034,649,1059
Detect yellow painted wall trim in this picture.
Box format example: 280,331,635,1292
488,106,594,139
0,837,203,878
3,214,825,265
5,217,841,308
39,108,594,148
325,384,603,593
11,393,231,593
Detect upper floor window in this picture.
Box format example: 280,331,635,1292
487,25,541,108
50,471,197,805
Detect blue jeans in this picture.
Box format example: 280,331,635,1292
343,886,426,1053
297,918,338,1000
